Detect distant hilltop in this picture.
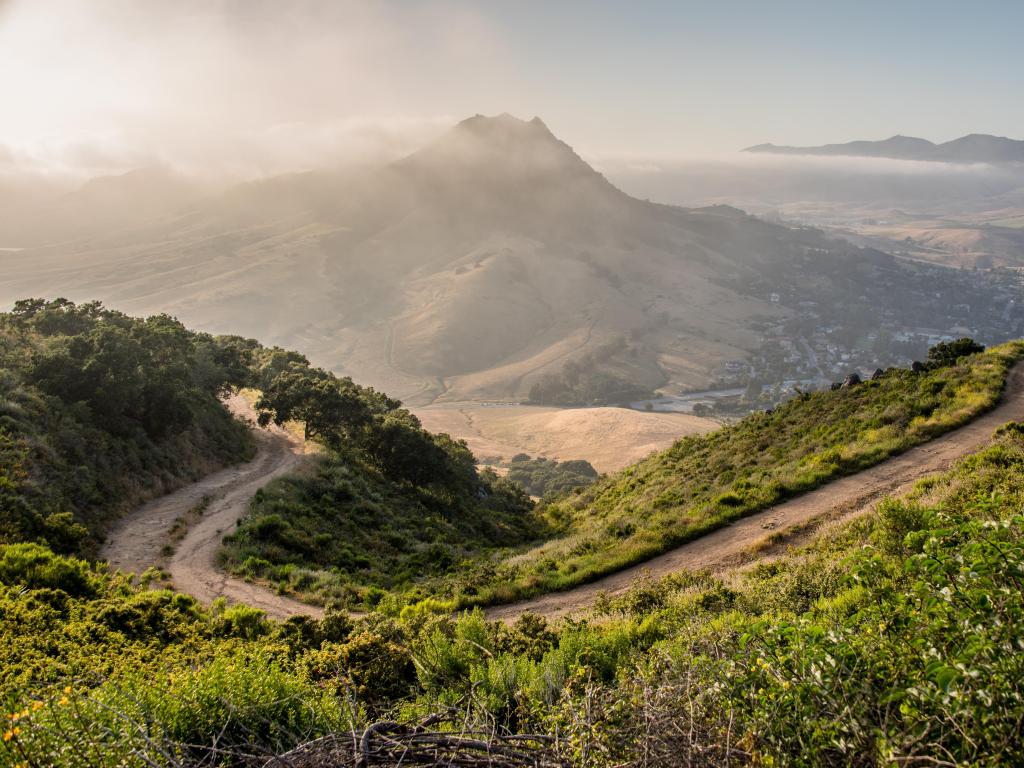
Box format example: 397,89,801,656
745,133,1024,164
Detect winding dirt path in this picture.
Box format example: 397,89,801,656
101,394,323,619
485,362,1024,621
103,364,1024,625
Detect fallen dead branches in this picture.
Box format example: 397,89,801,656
264,714,567,768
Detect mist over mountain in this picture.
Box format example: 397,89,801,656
746,133,1024,164
1,167,213,247
1,114,1021,404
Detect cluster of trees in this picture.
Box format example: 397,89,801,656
8,298,240,438
217,330,540,604
0,299,255,555
0,296,539,610
527,338,653,406
922,336,986,369
503,453,598,498
252,360,489,492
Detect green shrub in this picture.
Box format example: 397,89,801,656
0,299,255,556
0,543,95,597
303,630,416,707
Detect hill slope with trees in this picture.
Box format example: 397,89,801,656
212,337,1024,612
3,300,1024,766
3,390,1024,766
0,298,539,592
0,299,255,556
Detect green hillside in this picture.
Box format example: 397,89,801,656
0,298,539,607
218,331,541,607
220,443,539,606
0,299,254,556
213,338,1024,610
3,406,1024,766
456,340,1024,606
3,300,1024,765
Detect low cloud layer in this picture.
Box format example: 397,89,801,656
0,0,497,178
599,153,1024,213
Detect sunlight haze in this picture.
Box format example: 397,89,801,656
3,3,1024,765
2,0,1023,177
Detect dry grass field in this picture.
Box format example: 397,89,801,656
414,402,717,473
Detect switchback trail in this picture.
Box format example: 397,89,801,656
484,362,1024,621
101,393,323,619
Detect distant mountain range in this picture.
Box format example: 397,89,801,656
745,134,1024,164
1,114,1021,403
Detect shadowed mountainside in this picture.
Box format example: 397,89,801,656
2,115,1021,404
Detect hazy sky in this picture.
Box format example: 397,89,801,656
2,0,1022,177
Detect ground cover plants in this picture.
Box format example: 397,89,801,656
3,301,1023,764
3,417,1024,765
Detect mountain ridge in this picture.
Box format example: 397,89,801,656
745,132,1024,163
1,114,1021,405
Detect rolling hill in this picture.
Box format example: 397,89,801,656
2,115,1022,406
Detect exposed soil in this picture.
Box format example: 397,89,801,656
101,393,323,619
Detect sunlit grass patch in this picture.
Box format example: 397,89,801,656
459,342,1024,607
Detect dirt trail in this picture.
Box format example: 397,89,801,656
104,364,1024,625
485,362,1024,621
101,393,323,619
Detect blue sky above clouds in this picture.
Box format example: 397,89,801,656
1,0,1020,174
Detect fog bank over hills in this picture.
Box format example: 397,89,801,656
605,151,1024,269
2,114,1022,405
604,153,1024,212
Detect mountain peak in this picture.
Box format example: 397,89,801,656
451,112,556,142
398,113,602,183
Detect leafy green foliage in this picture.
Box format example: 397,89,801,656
0,299,254,555
221,348,541,606
3,301,1023,765
0,542,97,597
255,369,378,446
221,450,539,607
504,454,599,498
3,407,1024,766
925,336,986,369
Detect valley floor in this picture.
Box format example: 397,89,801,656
413,402,717,473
